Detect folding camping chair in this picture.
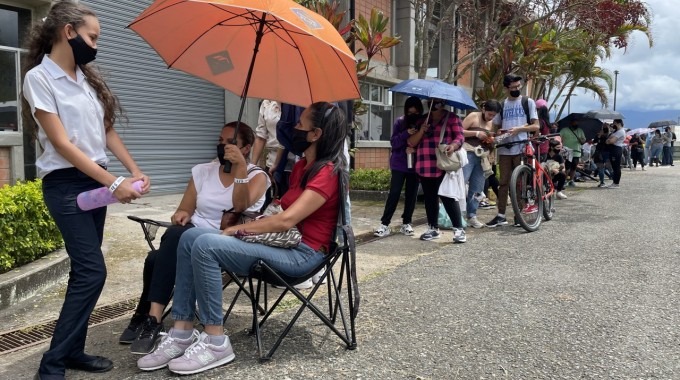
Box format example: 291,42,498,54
226,176,359,361
127,215,265,324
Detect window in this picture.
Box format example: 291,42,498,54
0,4,31,133
357,82,392,141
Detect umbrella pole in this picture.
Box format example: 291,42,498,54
224,14,267,173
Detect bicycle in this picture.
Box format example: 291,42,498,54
495,133,559,232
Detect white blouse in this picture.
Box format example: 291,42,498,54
23,55,108,178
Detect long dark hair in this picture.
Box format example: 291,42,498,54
300,102,349,189
537,105,550,129
404,96,424,116
21,0,123,134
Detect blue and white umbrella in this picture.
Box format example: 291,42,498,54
389,79,477,110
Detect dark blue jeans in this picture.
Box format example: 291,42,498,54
380,170,419,226
39,168,108,377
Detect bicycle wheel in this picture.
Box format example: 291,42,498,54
509,165,543,232
542,171,555,221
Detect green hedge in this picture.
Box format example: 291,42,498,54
0,180,63,274
350,168,392,191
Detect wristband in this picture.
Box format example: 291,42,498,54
108,176,125,193
234,178,250,184
475,131,480,138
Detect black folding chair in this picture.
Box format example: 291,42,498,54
127,215,265,324
231,176,359,361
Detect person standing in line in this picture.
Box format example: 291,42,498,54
374,96,423,237
649,129,664,167
559,119,586,187
661,126,674,166
629,133,645,170
22,2,151,378
534,99,552,162
605,119,626,188
407,97,465,240
460,100,501,229
486,74,539,227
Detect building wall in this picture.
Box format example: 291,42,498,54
354,146,390,169
355,0,392,64
0,147,9,187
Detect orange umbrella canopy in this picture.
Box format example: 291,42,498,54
129,0,360,107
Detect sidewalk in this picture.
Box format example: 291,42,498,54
0,193,429,332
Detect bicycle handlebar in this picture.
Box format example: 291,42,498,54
495,133,560,148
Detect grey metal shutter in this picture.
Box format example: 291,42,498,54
83,0,225,193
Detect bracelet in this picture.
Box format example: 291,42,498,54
233,178,250,184
475,131,480,138
108,176,125,193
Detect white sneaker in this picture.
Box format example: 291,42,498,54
556,191,567,199
453,228,467,243
294,278,313,290
399,223,414,236
373,224,390,237
467,216,484,229
312,268,326,285
168,332,235,375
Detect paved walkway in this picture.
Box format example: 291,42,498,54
1,165,678,379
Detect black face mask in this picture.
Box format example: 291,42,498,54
216,144,227,166
291,129,312,156
510,90,521,98
68,33,97,65
405,114,420,126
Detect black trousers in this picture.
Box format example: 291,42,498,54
552,172,566,191
135,224,195,315
440,196,463,228
484,164,499,198
39,168,107,377
419,174,444,227
609,146,623,184
380,170,419,226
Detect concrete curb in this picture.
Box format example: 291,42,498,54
0,249,70,310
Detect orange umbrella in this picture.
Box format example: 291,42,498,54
128,0,360,108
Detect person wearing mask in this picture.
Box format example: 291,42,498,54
407,98,465,240
461,100,501,229
120,123,269,355
374,96,423,237
605,119,626,188
559,119,586,187
22,2,151,378
486,74,539,227
138,102,349,375
662,126,674,166
629,133,645,170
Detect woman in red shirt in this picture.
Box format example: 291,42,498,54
138,102,348,375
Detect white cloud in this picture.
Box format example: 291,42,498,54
566,0,680,113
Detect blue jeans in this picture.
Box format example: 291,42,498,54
462,152,486,218
172,227,326,326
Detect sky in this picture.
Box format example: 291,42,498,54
553,0,680,129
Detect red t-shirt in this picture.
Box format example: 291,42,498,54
280,160,339,252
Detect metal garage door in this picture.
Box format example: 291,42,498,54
83,0,225,193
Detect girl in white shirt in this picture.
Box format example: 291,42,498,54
21,2,149,378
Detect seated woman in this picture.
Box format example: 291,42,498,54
137,102,348,375
119,122,269,355
544,140,568,200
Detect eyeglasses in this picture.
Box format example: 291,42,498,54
507,85,522,91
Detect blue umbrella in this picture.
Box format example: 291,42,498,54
389,79,477,110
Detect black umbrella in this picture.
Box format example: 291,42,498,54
583,109,624,121
648,120,677,128
557,113,603,141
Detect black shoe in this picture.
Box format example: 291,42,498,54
130,315,163,355
485,215,508,228
64,355,113,373
119,313,147,344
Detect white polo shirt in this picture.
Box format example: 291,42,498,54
23,55,108,178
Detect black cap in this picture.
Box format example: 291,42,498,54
503,73,522,88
